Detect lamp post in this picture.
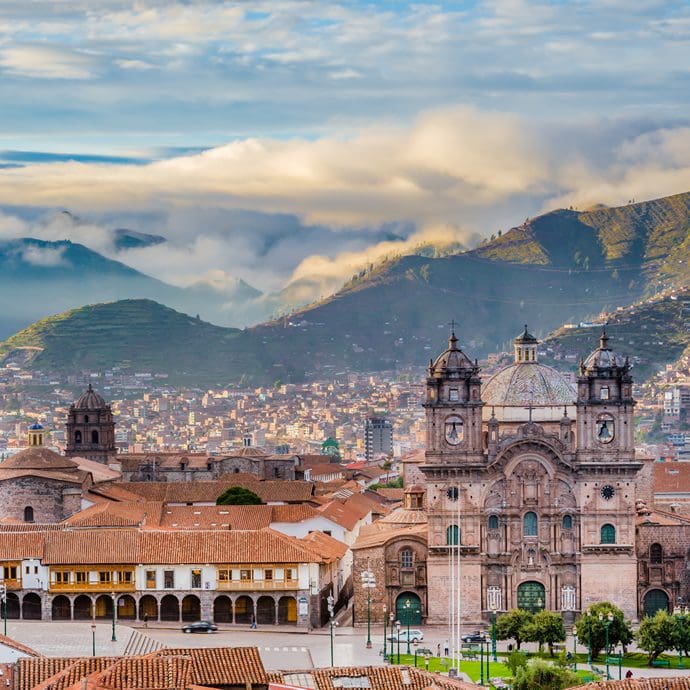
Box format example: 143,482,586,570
111,592,117,642
572,632,578,672
601,612,613,680
674,602,685,669
389,612,395,660
491,605,498,662
586,610,592,665
383,605,388,661
424,654,430,672
413,640,419,668
91,624,96,657
0,584,6,636
327,594,335,667
479,640,485,686
485,634,491,683
404,599,412,655
395,620,401,664
361,570,375,649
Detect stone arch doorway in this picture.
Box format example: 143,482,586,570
256,596,275,625
181,595,201,622
395,592,422,625
278,596,297,624
5,593,20,619
95,595,114,620
118,595,136,620
52,595,71,620
139,595,158,621
22,593,42,620
74,595,93,619
213,596,232,623
517,581,545,613
234,595,254,624
643,589,670,617
161,595,180,621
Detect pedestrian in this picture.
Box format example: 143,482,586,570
443,639,449,657
250,615,257,629
143,613,148,629
436,643,441,657
625,670,633,679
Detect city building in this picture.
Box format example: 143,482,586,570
364,417,392,462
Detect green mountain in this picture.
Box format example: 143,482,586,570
0,300,270,386
3,192,690,385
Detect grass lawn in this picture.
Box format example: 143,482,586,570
390,654,511,682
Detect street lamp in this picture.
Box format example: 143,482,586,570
111,592,117,642
424,654,430,672
586,610,592,665
572,632,578,672
327,594,335,667
485,633,491,682
601,612,613,680
389,612,395,660
0,584,6,636
413,640,419,667
382,604,388,661
91,624,96,657
491,604,498,662
361,570,375,649
395,620,401,664
479,640,485,686
404,599,412,655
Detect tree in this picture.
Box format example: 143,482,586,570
574,602,633,660
674,612,690,659
637,609,676,663
512,659,578,690
216,486,263,505
506,650,528,676
523,610,566,656
495,609,534,650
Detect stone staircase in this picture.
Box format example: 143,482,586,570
122,629,165,657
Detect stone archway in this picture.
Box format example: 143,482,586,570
234,595,254,624
278,596,297,624
160,594,180,621
256,596,275,625
139,595,158,621
22,593,42,620
118,595,137,620
213,596,232,623
95,594,114,620
5,593,20,619
643,589,670,617
181,595,201,622
52,595,71,620
74,595,93,619
517,581,545,613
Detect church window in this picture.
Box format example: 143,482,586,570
562,515,572,530
650,543,663,564
24,506,34,523
449,388,459,401
488,515,499,530
91,430,99,444
523,512,538,536
400,549,413,568
600,524,616,544
84,415,89,424
75,431,82,444
446,524,460,545
517,349,522,362
600,386,609,400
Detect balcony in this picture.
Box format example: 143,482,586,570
49,569,136,592
216,579,298,591
1,578,22,591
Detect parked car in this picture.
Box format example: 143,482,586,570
387,628,424,643
182,620,218,633
461,631,487,643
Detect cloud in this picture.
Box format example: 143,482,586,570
19,243,68,267
0,44,99,79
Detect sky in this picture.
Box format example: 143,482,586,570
1,0,690,311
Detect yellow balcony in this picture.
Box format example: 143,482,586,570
216,579,298,591
2,578,22,591
49,581,137,593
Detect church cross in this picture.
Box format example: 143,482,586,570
526,400,534,423
448,319,457,334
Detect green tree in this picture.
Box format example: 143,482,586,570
523,610,566,656
674,612,690,658
496,609,534,650
512,659,578,690
506,650,528,676
216,486,263,505
574,602,633,660
637,609,676,663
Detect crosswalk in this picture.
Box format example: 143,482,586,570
262,646,308,652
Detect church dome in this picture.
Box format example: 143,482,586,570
429,332,475,376
482,362,575,407
582,328,628,373
74,384,107,410
2,446,79,471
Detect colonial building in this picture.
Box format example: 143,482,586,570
65,385,116,464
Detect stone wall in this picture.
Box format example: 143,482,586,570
0,476,69,522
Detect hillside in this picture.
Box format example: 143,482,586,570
0,300,270,386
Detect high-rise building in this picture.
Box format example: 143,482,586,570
365,416,392,461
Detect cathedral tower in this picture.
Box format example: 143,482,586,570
65,384,116,464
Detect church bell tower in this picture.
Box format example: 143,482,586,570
65,384,116,464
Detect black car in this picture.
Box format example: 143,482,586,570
461,631,487,643
182,620,218,633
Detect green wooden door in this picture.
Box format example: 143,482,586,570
396,592,422,625
517,581,546,613
643,589,669,617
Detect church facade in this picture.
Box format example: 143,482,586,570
422,327,642,625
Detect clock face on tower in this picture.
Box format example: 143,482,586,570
445,415,464,445
601,485,615,500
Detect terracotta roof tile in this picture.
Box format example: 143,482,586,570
15,657,119,690
156,647,267,686
0,634,41,658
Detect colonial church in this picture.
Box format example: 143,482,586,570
354,325,651,627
